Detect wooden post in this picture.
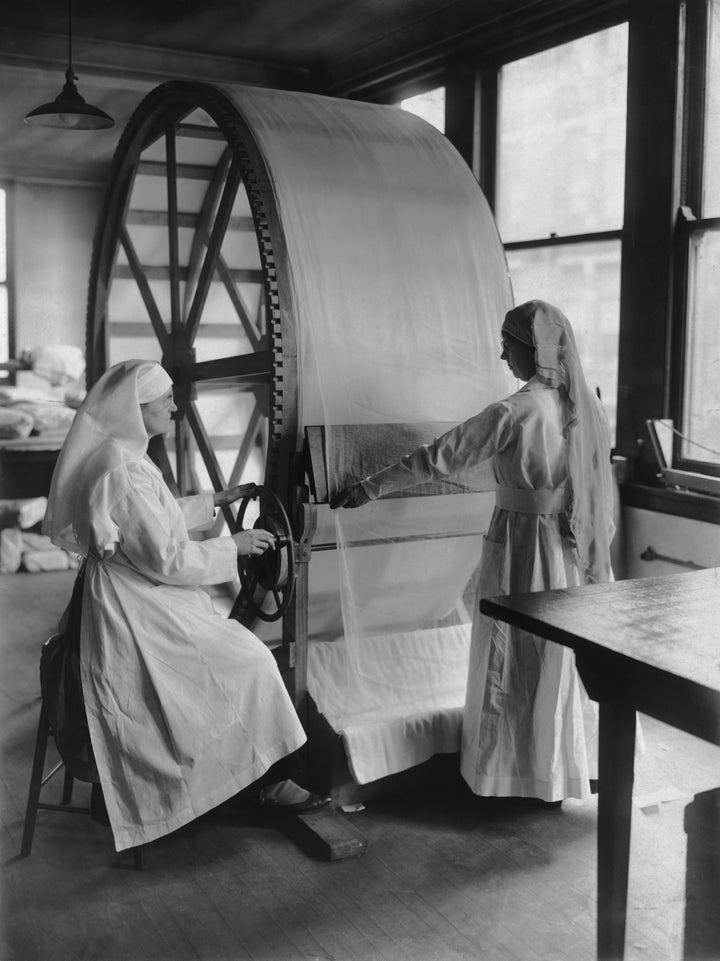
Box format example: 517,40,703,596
597,700,636,961
279,467,367,863
282,485,316,727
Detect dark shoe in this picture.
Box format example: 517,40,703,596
261,791,332,814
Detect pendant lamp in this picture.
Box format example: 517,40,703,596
24,0,114,130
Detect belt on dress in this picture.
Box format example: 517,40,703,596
495,485,567,514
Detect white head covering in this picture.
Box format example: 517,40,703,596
136,362,173,403
502,300,615,583
43,360,173,555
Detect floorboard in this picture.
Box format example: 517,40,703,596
2,571,720,961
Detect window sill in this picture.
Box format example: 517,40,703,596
619,481,720,525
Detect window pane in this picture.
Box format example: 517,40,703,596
0,188,6,378
0,188,5,282
497,24,628,242
506,240,620,440
702,1,720,216
400,88,446,133
682,227,720,465
0,286,7,372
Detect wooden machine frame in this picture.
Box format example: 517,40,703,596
86,80,366,859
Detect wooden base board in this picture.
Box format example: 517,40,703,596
281,805,367,861
306,696,462,807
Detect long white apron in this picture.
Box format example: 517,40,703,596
459,382,598,801
80,458,306,851
364,377,599,802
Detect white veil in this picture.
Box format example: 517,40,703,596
43,360,173,555
502,300,615,582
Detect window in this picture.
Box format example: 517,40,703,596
0,186,9,381
399,87,446,133
363,3,716,519
496,25,628,438
677,0,720,472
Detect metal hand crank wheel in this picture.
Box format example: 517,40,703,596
231,485,296,622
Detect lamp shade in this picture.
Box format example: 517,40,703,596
24,68,114,130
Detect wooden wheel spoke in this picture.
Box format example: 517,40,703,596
142,104,193,153
227,405,262,486
165,122,182,336
255,292,265,338
119,226,169,350
181,141,263,352
209,506,230,538
186,162,242,344
185,401,229,507
187,445,206,498
215,255,263,351
220,503,236,531
183,149,231,322
187,352,273,383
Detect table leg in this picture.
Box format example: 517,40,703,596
597,700,637,961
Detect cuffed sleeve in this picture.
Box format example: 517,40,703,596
108,469,237,587
176,493,216,532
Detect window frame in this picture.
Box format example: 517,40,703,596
345,0,719,524
0,180,15,386
669,0,720,478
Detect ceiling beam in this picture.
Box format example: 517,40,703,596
0,27,311,91
321,0,628,98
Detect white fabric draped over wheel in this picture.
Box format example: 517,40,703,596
228,87,514,783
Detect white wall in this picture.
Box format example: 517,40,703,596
13,181,102,391
620,506,720,579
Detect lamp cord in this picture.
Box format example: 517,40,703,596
67,0,73,76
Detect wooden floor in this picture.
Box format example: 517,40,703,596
2,571,720,961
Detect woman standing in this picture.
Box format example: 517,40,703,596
44,359,327,853
332,301,614,803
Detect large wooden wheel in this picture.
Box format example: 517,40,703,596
86,82,300,624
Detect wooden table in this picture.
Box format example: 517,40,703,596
480,568,720,961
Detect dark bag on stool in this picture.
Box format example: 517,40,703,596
39,560,99,784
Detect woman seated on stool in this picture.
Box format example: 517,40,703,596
43,359,328,854
332,301,614,806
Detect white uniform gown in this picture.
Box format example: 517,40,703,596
80,457,306,851
364,377,599,802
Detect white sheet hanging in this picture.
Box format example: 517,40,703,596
229,86,514,780
307,624,471,784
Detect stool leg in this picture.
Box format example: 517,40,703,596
21,706,51,857
132,846,145,870
61,767,74,805
61,768,75,804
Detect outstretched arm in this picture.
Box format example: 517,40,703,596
213,483,258,508
331,403,510,509
329,483,370,509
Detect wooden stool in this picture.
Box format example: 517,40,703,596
21,703,144,870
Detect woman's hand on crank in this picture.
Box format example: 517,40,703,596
232,529,275,556
214,484,257,508
330,483,370,509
